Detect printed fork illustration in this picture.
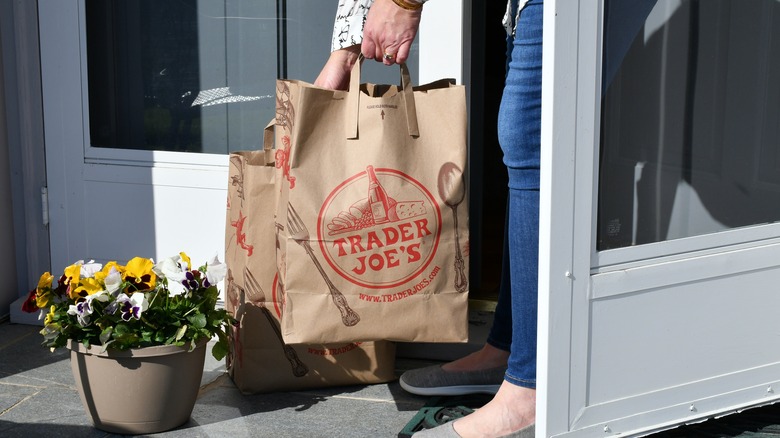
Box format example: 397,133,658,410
287,202,360,327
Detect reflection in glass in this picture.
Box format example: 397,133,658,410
598,0,780,250
85,0,420,155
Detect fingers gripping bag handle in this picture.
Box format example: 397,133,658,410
345,55,419,140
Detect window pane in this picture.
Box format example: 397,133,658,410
85,0,419,155
598,0,780,250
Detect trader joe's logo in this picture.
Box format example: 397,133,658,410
317,166,441,289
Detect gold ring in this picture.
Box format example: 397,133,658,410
383,52,395,61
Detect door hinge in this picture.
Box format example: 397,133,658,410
41,186,49,227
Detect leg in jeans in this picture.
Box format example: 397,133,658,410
402,0,541,403
499,0,543,389
446,1,542,436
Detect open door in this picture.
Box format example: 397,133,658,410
539,1,780,436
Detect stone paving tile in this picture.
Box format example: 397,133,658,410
0,383,41,415
0,385,96,436
0,322,427,437
186,384,420,438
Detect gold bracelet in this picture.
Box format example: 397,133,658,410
391,0,423,11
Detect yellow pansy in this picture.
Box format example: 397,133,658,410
35,272,54,308
64,262,83,299
64,262,81,284
73,277,104,296
37,271,53,290
123,257,157,290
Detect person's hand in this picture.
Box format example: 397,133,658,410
362,0,422,65
314,46,361,90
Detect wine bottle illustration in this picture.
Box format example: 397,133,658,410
366,166,391,224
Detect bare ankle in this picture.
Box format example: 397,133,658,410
442,344,509,372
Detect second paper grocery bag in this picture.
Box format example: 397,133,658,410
225,136,396,394
276,60,469,344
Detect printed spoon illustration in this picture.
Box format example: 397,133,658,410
437,162,467,293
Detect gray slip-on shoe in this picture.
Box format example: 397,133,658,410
399,364,506,396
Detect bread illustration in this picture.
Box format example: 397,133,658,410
327,198,427,236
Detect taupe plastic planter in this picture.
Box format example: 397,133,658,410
68,339,207,434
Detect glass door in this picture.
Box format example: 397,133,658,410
539,1,780,436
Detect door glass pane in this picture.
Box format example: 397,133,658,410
85,0,419,155
598,0,780,250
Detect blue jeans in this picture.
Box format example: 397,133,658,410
486,0,543,390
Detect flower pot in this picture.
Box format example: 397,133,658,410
67,339,207,434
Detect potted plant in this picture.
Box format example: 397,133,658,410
21,252,233,434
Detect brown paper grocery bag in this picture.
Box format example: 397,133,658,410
225,125,396,394
276,60,469,344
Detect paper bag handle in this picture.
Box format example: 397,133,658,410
345,56,419,139
263,119,275,164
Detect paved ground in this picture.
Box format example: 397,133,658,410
4,321,780,437
0,322,434,437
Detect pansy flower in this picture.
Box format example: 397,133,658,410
80,260,102,279
67,291,108,326
115,292,149,321
103,266,123,296
34,272,54,308
204,255,227,288
94,263,123,296
182,270,201,290
123,257,157,292
72,277,104,298
21,289,39,313
153,255,187,283
64,261,84,299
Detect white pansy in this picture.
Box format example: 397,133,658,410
80,260,102,278
130,292,149,313
89,290,109,304
153,255,187,283
104,267,123,295
205,255,227,285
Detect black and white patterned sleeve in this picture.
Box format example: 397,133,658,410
331,0,374,52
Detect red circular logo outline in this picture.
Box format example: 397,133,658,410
271,273,282,318
317,168,441,289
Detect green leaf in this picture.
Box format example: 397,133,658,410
211,339,228,361
113,323,130,337
175,324,188,341
188,313,207,329
99,327,113,345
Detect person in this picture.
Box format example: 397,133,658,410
315,0,541,436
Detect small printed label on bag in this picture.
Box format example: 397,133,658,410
317,167,441,292
306,343,363,356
